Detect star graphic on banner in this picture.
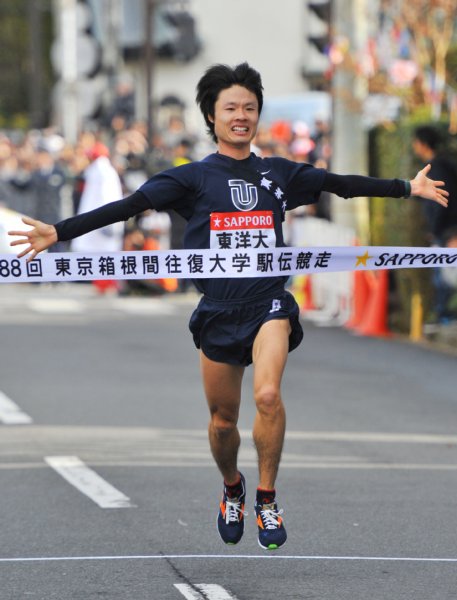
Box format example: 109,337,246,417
355,250,373,267
213,217,221,228
260,177,272,190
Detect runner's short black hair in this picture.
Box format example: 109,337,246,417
196,62,263,143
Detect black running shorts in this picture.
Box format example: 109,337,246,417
189,289,303,366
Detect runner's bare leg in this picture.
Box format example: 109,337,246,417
252,318,290,490
201,352,244,485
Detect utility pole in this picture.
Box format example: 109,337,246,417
331,0,370,241
28,0,45,128
55,0,79,144
144,0,157,149
103,0,123,109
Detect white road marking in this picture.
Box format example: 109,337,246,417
282,431,457,445
111,298,177,315
174,583,238,600
1,426,455,471
28,299,85,314
44,455,135,508
22,297,179,317
0,391,32,425
2,460,457,471
0,554,456,564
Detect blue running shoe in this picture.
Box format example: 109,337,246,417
217,473,247,545
255,500,287,550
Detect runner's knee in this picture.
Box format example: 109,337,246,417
254,385,282,417
209,407,239,436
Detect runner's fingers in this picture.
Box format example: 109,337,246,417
21,216,38,227
436,194,448,207
8,230,31,238
9,237,30,247
16,245,33,259
421,164,432,175
8,217,36,239
433,180,446,188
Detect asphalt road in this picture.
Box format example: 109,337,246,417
0,283,456,600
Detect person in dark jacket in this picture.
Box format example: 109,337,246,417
412,125,457,320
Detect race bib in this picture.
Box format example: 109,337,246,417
210,211,276,250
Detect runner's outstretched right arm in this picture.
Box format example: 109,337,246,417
9,191,150,260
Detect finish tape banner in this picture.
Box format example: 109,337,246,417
0,247,456,283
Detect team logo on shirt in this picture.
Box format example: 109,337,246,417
228,179,258,211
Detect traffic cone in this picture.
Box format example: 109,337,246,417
345,269,370,330
292,274,316,312
301,274,316,311
355,270,391,337
143,237,178,292
92,279,119,294
161,277,179,292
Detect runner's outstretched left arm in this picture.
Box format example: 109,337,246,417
322,164,448,207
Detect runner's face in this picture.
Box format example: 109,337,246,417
210,85,259,157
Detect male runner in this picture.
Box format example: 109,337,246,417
10,63,448,550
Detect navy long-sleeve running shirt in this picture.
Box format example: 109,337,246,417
55,152,409,300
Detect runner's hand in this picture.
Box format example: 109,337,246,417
410,164,449,207
8,217,58,260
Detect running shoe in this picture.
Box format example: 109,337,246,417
217,473,247,545
255,500,287,550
